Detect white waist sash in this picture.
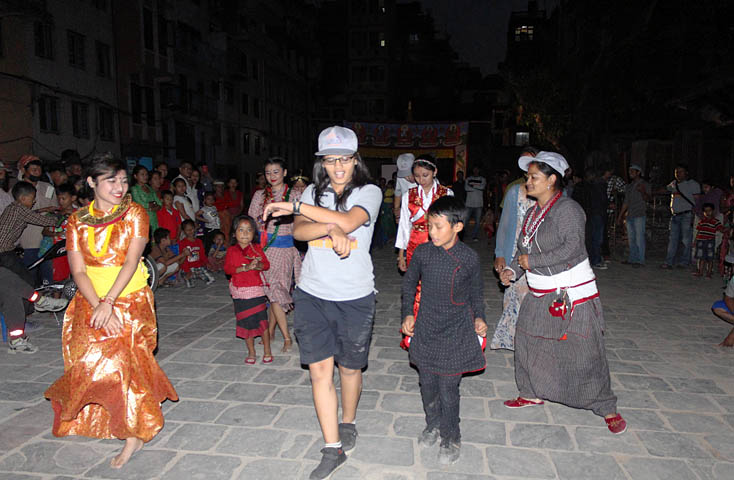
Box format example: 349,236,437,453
526,258,598,307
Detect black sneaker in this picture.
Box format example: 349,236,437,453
438,438,461,465
417,427,439,447
309,447,346,480
338,423,358,452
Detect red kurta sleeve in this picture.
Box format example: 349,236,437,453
224,246,239,276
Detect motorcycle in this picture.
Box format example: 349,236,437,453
28,241,160,301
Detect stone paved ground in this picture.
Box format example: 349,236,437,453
1,240,734,480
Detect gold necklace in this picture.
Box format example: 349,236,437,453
86,200,120,257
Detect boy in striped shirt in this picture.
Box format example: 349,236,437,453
694,203,724,278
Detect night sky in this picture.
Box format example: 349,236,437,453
411,0,559,74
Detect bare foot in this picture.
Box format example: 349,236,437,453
281,338,292,353
110,437,143,468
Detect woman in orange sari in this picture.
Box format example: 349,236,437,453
45,154,178,468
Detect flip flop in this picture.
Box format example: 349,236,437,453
262,355,273,364
245,356,256,365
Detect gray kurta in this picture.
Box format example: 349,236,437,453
508,197,617,417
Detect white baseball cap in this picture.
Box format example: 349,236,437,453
519,151,569,176
396,153,415,178
315,126,358,156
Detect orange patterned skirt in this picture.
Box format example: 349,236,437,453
45,286,178,442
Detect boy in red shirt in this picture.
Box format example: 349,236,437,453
179,219,215,287
157,190,182,243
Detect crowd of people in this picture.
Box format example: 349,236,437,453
3,127,734,477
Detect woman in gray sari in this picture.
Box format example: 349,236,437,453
499,151,627,435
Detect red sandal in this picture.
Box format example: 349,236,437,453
605,414,627,435
262,355,273,364
503,397,544,408
245,356,256,365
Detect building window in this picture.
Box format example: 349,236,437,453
514,25,534,42
253,98,260,118
379,32,386,47
72,102,90,138
38,96,59,132
242,132,250,154
67,30,85,69
34,22,54,59
145,88,155,126
241,93,249,115
223,83,234,104
210,80,220,100
351,99,367,116
226,126,235,147
143,8,154,51
158,15,168,55
131,83,142,124
515,131,530,146
254,135,261,155
369,65,385,83
98,106,115,141
96,41,111,77
240,53,248,76
408,33,419,44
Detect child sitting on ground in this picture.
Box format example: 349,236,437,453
401,196,487,466
150,227,189,285
694,203,725,278
207,230,227,272
224,215,273,364
179,219,215,287
157,190,182,243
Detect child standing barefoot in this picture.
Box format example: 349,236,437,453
224,215,273,364
401,196,487,465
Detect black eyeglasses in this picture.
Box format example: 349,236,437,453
321,156,355,166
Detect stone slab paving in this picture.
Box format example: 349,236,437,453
1,240,734,479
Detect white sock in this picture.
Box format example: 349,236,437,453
325,442,342,449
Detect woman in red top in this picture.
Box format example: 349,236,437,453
224,215,272,364
224,177,244,217
213,181,233,239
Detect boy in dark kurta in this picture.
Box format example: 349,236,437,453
401,196,487,465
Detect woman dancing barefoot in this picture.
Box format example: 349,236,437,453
45,154,178,468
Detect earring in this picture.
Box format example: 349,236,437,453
546,185,550,190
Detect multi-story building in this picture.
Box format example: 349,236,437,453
218,0,319,186
316,0,395,124
0,0,120,168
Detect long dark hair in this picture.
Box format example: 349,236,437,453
311,153,372,211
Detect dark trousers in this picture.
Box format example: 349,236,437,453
0,267,36,335
589,214,605,265
419,370,462,442
0,251,36,316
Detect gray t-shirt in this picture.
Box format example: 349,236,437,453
623,178,650,218
298,183,383,301
667,179,700,214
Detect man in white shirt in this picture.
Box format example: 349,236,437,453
393,153,416,224
464,166,486,242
